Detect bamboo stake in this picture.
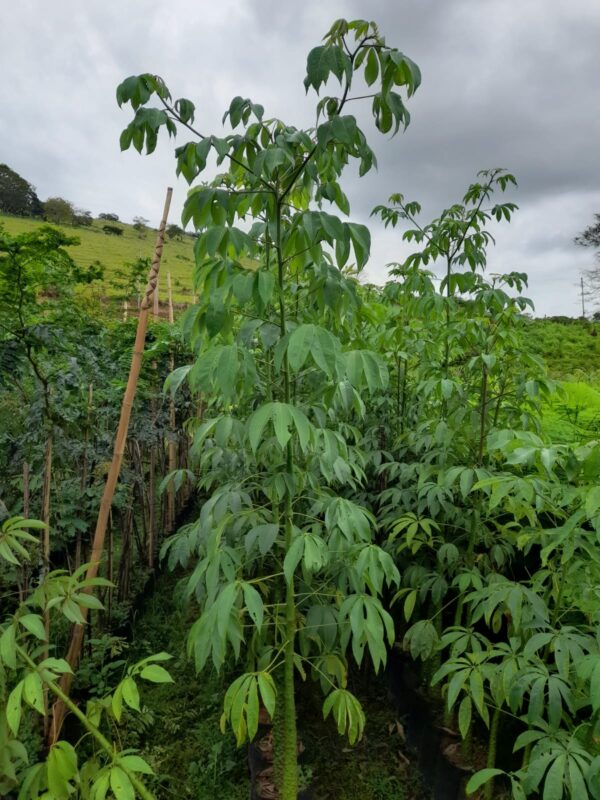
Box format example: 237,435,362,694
148,446,156,568
166,272,176,531
123,300,128,322
49,187,172,744
167,272,174,324
76,384,93,571
148,262,161,560
153,273,160,321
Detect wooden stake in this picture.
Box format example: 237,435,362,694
76,384,93,570
49,188,172,743
123,300,128,322
167,272,174,324
166,272,176,530
148,446,156,567
41,435,52,736
153,273,160,321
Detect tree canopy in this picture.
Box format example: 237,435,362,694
0,163,43,217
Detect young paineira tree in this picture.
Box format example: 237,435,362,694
116,18,421,799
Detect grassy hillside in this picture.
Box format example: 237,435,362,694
525,317,600,382
3,212,599,440
0,212,196,303
523,317,600,442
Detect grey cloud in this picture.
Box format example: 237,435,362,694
1,0,598,315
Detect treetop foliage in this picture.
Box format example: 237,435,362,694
0,163,43,217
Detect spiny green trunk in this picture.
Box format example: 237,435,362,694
484,707,501,800
276,199,298,800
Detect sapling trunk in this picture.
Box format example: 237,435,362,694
22,461,30,518
17,646,157,800
276,200,298,800
478,364,488,466
444,255,452,378
484,707,501,800
41,434,52,736
20,460,30,601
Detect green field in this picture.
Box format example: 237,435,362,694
524,317,600,441
0,212,196,304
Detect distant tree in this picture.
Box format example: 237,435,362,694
73,208,93,227
575,213,600,253
99,212,119,222
114,256,151,304
0,163,43,217
166,223,184,240
576,214,600,312
133,215,149,236
102,224,123,236
44,197,75,225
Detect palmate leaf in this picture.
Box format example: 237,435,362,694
188,583,244,672
322,688,365,744
189,344,257,402
343,350,388,393
47,741,78,799
287,323,342,379
220,672,277,745
304,45,352,94
338,594,394,672
0,516,43,566
247,402,314,454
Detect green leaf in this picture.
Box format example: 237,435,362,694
110,766,135,800
466,769,504,795
257,672,276,720
347,223,371,269
6,680,23,735
164,364,192,397
591,660,600,714
242,583,264,631
283,536,304,586
458,695,472,739
23,672,44,714
121,677,140,711
245,524,279,556
0,625,17,668
139,664,174,684
47,741,77,797
322,688,365,744
19,614,46,641
403,589,417,622
304,45,351,94
364,48,379,86
287,324,341,378
543,754,565,800
118,755,154,775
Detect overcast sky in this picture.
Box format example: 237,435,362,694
2,0,599,316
